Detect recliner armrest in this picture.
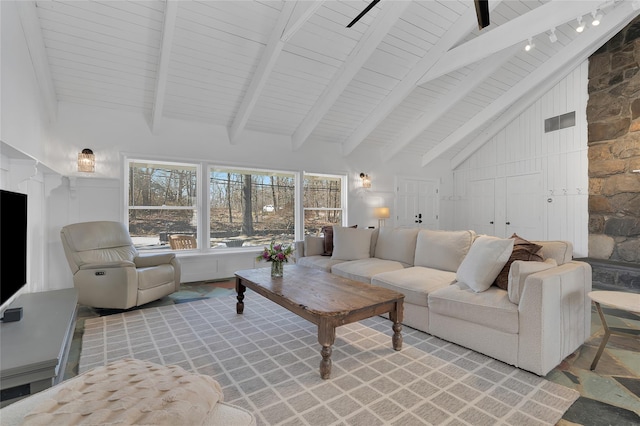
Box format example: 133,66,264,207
134,253,177,268
78,260,135,269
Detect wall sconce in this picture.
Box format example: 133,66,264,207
374,207,390,228
359,172,371,188
77,148,95,173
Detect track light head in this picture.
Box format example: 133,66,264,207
548,29,558,43
576,16,585,33
591,10,602,26
524,37,534,52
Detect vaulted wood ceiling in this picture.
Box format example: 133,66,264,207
16,1,639,168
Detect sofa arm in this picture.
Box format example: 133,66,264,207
294,240,305,261
134,253,176,268
517,261,592,375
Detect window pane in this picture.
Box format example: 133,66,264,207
128,161,198,250
304,210,342,236
129,162,197,207
129,208,197,250
210,168,295,248
304,175,342,208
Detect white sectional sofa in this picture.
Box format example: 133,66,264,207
294,226,592,376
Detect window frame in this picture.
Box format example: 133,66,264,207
302,172,348,236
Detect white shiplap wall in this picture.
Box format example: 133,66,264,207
453,62,589,257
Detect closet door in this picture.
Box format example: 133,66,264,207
396,178,439,229
505,173,543,240
468,179,495,236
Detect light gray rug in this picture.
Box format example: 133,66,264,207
80,293,579,425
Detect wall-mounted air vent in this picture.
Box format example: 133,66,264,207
544,111,575,133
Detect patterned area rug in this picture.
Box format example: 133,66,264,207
80,293,579,425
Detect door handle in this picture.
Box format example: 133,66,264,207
489,221,494,224
506,222,511,225
415,219,422,224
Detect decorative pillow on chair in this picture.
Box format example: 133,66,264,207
331,227,373,261
456,236,514,293
493,233,544,290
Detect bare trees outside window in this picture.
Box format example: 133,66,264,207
128,161,198,248
304,174,343,235
209,168,295,248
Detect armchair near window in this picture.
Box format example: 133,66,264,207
60,221,181,309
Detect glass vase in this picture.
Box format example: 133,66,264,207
271,261,284,278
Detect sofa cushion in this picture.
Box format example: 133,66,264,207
428,283,519,334
508,258,557,304
297,255,346,272
493,234,543,290
456,236,514,293
414,229,476,272
374,227,420,265
372,267,456,307
331,227,373,261
534,240,573,265
332,258,404,283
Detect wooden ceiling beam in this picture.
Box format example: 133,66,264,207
292,0,410,151
15,1,58,122
420,2,638,168
419,0,612,85
229,1,318,144
382,44,519,161
150,0,178,134
340,1,501,157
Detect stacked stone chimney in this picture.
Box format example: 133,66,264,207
587,16,640,265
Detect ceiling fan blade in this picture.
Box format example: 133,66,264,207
474,0,490,30
347,0,381,28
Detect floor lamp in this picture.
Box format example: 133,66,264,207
374,207,390,228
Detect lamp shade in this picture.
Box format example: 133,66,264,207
374,207,390,219
78,148,95,173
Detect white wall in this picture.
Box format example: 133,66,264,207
453,62,589,257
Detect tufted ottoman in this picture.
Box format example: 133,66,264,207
0,359,255,425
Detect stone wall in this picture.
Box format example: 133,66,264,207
587,15,640,264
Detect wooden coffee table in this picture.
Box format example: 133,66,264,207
235,265,404,379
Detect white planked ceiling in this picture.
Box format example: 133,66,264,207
23,0,640,167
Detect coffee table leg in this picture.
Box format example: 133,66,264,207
236,277,245,314
389,300,403,351
590,301,610,370
318,320,336,379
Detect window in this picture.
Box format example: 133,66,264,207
303,173,345,235
209,167,296,248
127,160,198,249
126,159,347,251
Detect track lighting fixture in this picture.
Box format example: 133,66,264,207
525,37,534,52
576,16,585,33
591,10,602,26
548,29,558,43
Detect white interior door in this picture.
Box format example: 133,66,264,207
396,178,439,229
468,179,495,236
506,173,543,240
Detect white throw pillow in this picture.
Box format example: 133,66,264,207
456,236,514,293
331,227,374,261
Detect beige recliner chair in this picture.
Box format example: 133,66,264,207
60,221,181,309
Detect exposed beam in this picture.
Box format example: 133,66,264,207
420,2,638,168
281,1,326,42
229,1,304,144
291,0,410,151
382,44,519,161
150,0,178,134
15,1,57,122
340,1,499,157
418,0,613,85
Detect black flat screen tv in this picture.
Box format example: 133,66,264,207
0,189,27,312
